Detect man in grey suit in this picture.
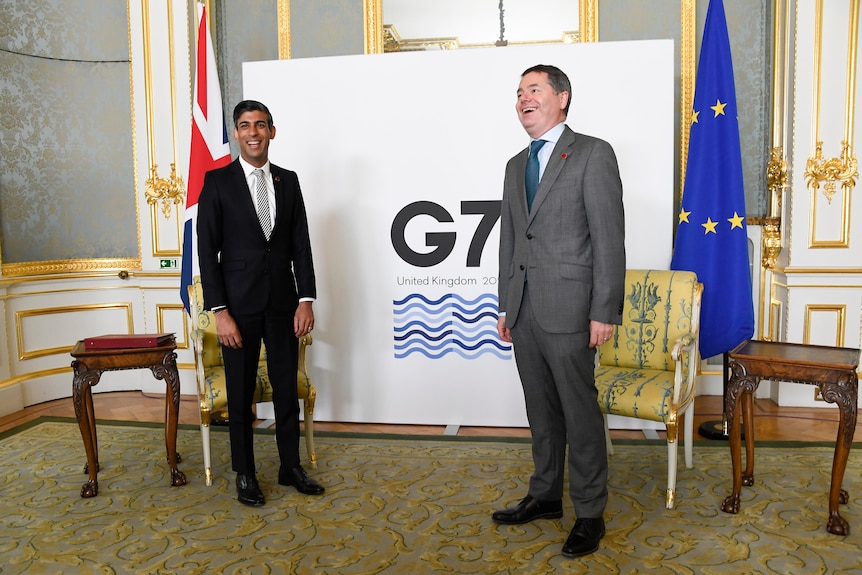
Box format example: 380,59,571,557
493,64,625,558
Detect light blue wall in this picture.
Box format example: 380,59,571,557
0,0,136,265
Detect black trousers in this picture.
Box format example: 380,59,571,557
222,308,300,475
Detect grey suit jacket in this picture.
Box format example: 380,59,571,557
498,126,626,333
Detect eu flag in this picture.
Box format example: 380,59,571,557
670,0,754,359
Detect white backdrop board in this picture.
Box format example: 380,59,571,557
244,40,674,426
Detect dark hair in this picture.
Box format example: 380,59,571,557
232,100,273,128
521,64,571,116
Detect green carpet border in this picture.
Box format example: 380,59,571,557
3,415,859,450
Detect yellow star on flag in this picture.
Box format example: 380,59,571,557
711,99,727,117
679,208,691,223
691,110,700,124
728,212,744,229
702,217,718,234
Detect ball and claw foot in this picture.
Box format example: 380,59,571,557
81,480,98,498
171,469,187,487
721,494,740,514
827,512,850,536
839,488,849,505
742,474,754,487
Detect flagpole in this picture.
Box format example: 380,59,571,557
698,352,744,440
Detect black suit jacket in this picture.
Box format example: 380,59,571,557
197,158,316,315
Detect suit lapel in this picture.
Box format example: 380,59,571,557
229,160,258,221
515,149,530,216
527,127,576,223
271,166,286,236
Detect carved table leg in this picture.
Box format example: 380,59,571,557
153,353,187,487
721,375,744,514
73,364,102,498
742,390,755,487
822,377,857,535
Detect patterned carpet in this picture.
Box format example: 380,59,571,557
1,418,860,574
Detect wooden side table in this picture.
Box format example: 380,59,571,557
720,339,859,535
71,337,187,497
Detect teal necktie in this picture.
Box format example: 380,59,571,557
525,139,547,212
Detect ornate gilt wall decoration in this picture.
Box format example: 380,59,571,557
145,163,186,219
762,146,787,269
383,26,458,51
805,141,858,205
761,218,782,269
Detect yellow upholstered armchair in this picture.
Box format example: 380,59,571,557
595,269,702,509
188,275,317,486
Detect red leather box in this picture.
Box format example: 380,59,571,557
83,333,175,349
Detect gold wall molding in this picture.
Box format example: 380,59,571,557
784,267,862,275
141,0,186,258
0,367,72,391
366,0,383,54
680,0,695,193
382,25,578,52
369,0,587,54
763,0,790,268
803,303,846,348
278,0,291,59
580,0,598,43
15,303,134,360
157,303,189,350
1,259,142,278
803,0,858,248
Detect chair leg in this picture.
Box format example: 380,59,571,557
201,422,212,487
603,414,614,456
303,397,317,469
683,402,694,469
666,438,678,509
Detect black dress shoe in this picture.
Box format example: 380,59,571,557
562,517,605,557
236,473,265,507
278,466,325,495
492,495,563,525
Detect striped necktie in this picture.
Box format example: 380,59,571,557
525,139,547,212
252,168,272,240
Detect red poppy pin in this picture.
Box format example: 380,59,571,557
561,153,568,159
274,176,281,182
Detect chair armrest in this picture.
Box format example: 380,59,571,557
671,334,695,360
298,334,312,374
670,333,699,406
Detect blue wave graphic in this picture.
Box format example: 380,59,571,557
395,347,512,360
393,293,511,360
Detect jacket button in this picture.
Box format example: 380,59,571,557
519,264,525,270
526,233,533,239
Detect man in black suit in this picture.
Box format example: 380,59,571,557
197,100,324,506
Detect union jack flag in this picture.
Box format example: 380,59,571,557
180,3,231,311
